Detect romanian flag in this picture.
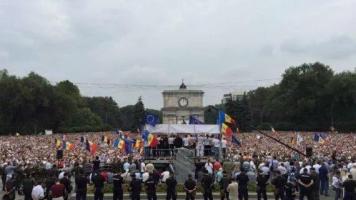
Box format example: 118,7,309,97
148,134,158,148
221,123,233,137
218,111,236,125
65,142,75,151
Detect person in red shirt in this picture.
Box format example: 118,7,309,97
50,180,66,200
213,160,222,172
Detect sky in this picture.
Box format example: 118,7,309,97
1,0,356,109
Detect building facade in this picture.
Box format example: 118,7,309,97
162,82,204,124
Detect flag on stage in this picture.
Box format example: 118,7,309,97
221,123,233,137
145,114,160,127
148,134,158,148
217,111,236,125
142,130,149,141
189,115,204,124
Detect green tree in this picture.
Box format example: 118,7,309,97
84,96,122,128
132,97,145,131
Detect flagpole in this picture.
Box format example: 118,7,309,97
251,126,307,157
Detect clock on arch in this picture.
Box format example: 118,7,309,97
178,97,189,107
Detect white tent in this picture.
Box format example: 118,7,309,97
145,124,220,135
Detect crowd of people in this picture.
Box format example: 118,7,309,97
0,131,356,200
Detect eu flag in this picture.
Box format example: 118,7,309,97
145,114,159,127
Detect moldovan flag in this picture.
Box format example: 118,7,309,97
218,111,236,125
148,134,158,148
221,123,233,137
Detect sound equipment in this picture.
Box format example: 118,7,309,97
56,149,63,159
306,147,313,157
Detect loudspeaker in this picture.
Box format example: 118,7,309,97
56,150,63,159
306,147,313,157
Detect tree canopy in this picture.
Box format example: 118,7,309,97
0,62,355,135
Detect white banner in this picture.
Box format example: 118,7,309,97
145,124,220,135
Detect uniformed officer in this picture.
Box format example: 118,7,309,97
112,172,123,200
165,173,177,200
145,173,157,200
129,173,141,200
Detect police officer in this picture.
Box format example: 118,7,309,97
271,170,286,200
130,173,141,200
236,170,249,200
310,167,320,200
112,172,124,200
184,174,197,200
145,173,157,200
201,169,214,200
256,171,269,200
165,173,177,200
297,168,314,200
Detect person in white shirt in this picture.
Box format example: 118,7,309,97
196,136,204,157
140,161,146,173
312,161,321,173
142,171,150,182
31,183,45,200
160,169,170,183
205,160,213,174
58,171,65,180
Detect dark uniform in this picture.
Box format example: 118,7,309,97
75,173,88,200
92,172,105,200
256,173,269,200
165,175,177,200
184,175,197,200
271,173,286,200
342,176,356,200
130,177,142,200
201,173,214,200
310,169,320,200
145,175,157,200
112,174,123,200
298,172,313,200
22,176,34,200
237,171,249,200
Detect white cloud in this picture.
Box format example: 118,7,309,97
1,0,356,108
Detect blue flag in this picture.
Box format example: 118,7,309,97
145,114,159,127
125,139,134,154
142,130,150,141
189,115,203,124
112,138,119,148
